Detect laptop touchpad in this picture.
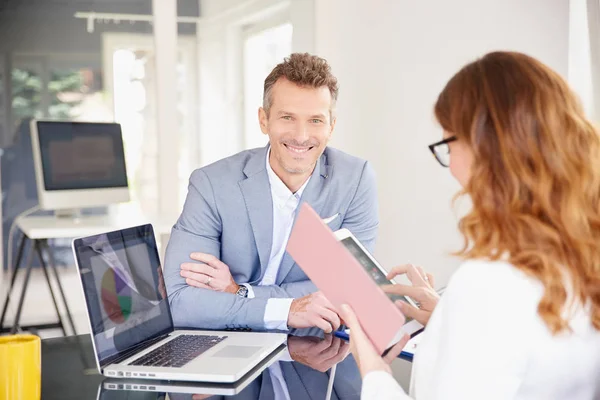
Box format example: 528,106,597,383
212,345,262,359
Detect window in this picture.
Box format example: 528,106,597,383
242,22,292,150
104,34,198,217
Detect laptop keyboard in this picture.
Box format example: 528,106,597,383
129,335,227,368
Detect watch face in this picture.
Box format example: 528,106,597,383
237,286,249,297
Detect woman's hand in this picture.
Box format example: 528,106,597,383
382,264,440,326
339,304,410,378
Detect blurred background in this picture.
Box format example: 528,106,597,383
0,0,597,341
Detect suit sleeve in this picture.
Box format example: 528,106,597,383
249,275,317,299
164,169,269,330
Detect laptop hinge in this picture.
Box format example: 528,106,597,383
106,333,170,367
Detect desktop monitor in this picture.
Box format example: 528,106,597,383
30,120,130,211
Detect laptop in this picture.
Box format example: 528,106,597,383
72,224,287,383
98,343,286,397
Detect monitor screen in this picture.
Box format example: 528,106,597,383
73,224,172,367
36,121,128,191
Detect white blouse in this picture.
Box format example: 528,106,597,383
362,259,600,399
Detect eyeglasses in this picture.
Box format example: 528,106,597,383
428,136,457,167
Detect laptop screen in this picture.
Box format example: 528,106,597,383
73,224,173,367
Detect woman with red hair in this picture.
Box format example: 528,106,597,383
342,51,600,399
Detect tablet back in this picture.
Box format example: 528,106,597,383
287,203,405,353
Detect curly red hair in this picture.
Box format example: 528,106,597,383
435,51,600,333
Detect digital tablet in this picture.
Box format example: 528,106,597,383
334,228,424,336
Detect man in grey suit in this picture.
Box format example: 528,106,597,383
164,53,378,332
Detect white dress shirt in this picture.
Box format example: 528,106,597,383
242,148,312,330
241,148,312,400
362,259,600,400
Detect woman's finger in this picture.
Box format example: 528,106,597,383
396,300,430,325
406,264,428,286
426,272,435,288
341,304,395,377
383,334,410,364
340,306,378,352
339,306,361,363
340,305,372,346
385,264,411,280
382,284,423,299
415,265,428,282
339,304,360,332
387,264,431,288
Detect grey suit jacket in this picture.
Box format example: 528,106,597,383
164,145,379,330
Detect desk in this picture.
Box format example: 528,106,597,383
0,214,174,335
42,332,364,400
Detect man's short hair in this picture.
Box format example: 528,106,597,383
263,53,339,119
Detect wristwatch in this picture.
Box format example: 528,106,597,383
236,285,249,298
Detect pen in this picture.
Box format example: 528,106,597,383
333,330,349,341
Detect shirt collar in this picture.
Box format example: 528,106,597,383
266,147,311,209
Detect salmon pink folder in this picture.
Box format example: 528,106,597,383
286,203,405,354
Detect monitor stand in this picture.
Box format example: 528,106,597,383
53,208,83,221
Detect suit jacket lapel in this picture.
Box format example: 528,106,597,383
239,146,273,277
276,152,333,284
257,368,275,399
280,362,313,399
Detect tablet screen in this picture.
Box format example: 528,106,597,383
340,237,413,320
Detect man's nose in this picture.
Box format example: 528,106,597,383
291,122,310,143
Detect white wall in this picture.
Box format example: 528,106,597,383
290,0,315,53
569,0,594,116
196,0,572,287
197,0,291,165
584,0,600,123
314,0,570,287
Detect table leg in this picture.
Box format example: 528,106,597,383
10,242,36,334
36,240,67,336
42,240,77,336
0,233,27,328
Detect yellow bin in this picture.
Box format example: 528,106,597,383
0,334,41,400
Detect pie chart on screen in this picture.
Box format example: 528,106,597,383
101,268,132,323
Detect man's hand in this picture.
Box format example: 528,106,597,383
287,291,341,333
382,264,440,326
180,253,239,294
288,334,350,372
191,395,212,400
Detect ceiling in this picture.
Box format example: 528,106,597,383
0,0,199,18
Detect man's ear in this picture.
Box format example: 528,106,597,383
328,116,337,140
258,107,269,135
